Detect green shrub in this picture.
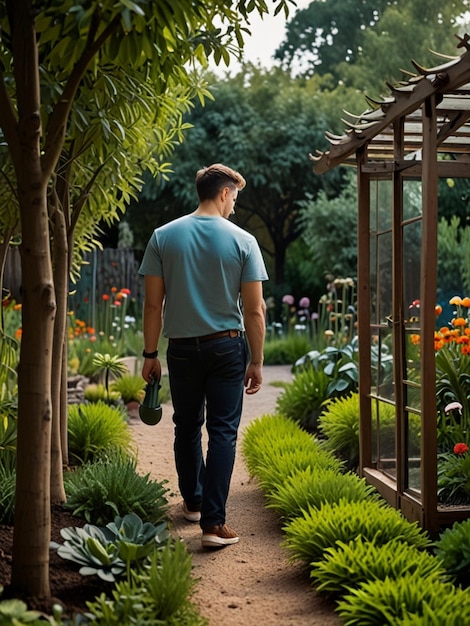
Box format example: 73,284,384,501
111,373,146,404
275,366,330,431
242,413,321,477
311,536,446,597
437,450,470,505
336,574,470,626
68,401,134,465
86,539,207,625
318,394,419,470
255,446,343,495
283,499,430,564
434,517,470,588
63,456,169,525
318,393,361,469
266,466,379,519
263,335,313,365
84,383,121,404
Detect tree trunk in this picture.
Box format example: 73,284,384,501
9,0,54,602
11,180,55,601
50,205,68,501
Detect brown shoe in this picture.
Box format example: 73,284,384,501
201,524,239,548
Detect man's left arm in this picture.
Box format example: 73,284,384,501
241,280,266,394
141,275,165,383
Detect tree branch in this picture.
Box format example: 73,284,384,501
41,11,121,176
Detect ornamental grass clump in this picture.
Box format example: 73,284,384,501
275,366,330,432
68,401,134,466
254,446,343,496
283,498,430,565
63,455,169,525
266,466,379,519
336,574,470,626
310,536,446,597
434,517,470,588
242,413,322,477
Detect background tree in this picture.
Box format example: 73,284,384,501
127,66,362,306
0,0,292,605
275,0,469,91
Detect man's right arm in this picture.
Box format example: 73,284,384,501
142,275,165,383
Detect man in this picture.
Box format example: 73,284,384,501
139,163,267,548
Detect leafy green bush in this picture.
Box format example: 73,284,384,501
263,335,313,365
86,539,207,625
434,517,470,588
275,366,330,431
318,394,419,470
266,466,379,519
255,447,343,495
336,574,470,625
318,393,361,469
242,413,321,477
55,513,170,582
311,536,446,597
437,449,470,505
84,383,121,404
283,499,430,564
111,373,146,404
68,401,134,465
63,456,169,525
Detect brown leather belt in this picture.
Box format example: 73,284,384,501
169,329,244,345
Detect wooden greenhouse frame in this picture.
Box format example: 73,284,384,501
311,34,470,534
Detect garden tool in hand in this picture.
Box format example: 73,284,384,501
139,376,162,425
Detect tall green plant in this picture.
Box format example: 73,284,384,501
67,401,133,466
63,456,169,525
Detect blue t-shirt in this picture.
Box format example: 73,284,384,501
138,215,268,338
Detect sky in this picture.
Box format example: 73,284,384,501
213,0,312,73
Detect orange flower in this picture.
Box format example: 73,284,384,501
462,297,470,307
87,327,95,335
435,304,443,316
121,288,131,295
15,328,22,339
410,334,420,345
111,287,117,293
462,344,470,355
13,303,22,311
453,317,467,327
102,294,110,301
450,296,462,305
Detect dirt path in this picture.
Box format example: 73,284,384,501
129,365,341,626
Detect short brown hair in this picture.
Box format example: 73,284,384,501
195,163,246,202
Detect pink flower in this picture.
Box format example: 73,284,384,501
282,294,295,305
454,443,469,455
299,297,310,308
445,402,463,414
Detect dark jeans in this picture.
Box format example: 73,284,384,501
167,335,247,528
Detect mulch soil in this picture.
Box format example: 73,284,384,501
0,505,112,620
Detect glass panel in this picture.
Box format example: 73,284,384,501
375,398,396,478
374,326,394,401
403,218,422,394
378,231,393,325
407,409,421,492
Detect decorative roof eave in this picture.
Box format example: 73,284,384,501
310,35,470,175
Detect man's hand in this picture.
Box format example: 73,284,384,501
142,357,161,384
244,362,262,395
